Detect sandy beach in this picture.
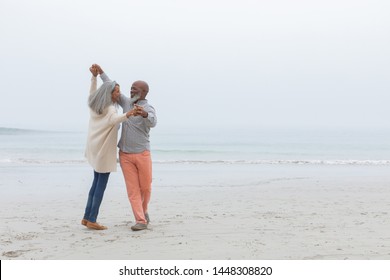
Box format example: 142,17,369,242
1,163,390,260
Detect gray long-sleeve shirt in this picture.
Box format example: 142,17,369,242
100,73,157,154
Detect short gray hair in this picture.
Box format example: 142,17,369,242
88,81,117,114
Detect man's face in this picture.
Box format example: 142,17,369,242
130,83,143,99
111,85,121,102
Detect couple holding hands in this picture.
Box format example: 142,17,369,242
82,64,157,231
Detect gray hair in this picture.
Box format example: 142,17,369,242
88,81,118,114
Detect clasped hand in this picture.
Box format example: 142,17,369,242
133,104,147,117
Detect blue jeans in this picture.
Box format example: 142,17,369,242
83,171,110,223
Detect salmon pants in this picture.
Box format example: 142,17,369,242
119,150,152,224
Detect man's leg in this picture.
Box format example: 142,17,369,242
120,151,147,225
136,150,152,216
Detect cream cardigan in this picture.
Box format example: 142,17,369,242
85,76,128,173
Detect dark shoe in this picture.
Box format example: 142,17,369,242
86,221,107,230
145,213,150,224
81,219,88,226
131,223,147,231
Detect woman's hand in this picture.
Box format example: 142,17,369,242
89,66,98,77
92,64,104,75
134,104,148,118
126,108,138,118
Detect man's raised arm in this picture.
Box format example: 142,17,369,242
93,64,111,82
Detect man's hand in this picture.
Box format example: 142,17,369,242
126,107,138,118
92,64,104,75
89,65,98,77
134,104,148,118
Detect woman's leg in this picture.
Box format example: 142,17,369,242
88,172,110,223
83,170,99,221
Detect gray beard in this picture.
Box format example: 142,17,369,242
130,94,140,104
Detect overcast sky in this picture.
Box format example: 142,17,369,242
0,0,389,131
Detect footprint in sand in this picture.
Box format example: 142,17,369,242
15,233,37,241
104,239,117,243
2,250,29,258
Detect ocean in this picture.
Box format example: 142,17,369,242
1,126,390,167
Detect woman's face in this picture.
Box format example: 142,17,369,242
111,85,120,102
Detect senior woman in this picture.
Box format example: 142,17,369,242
82,65,135,230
